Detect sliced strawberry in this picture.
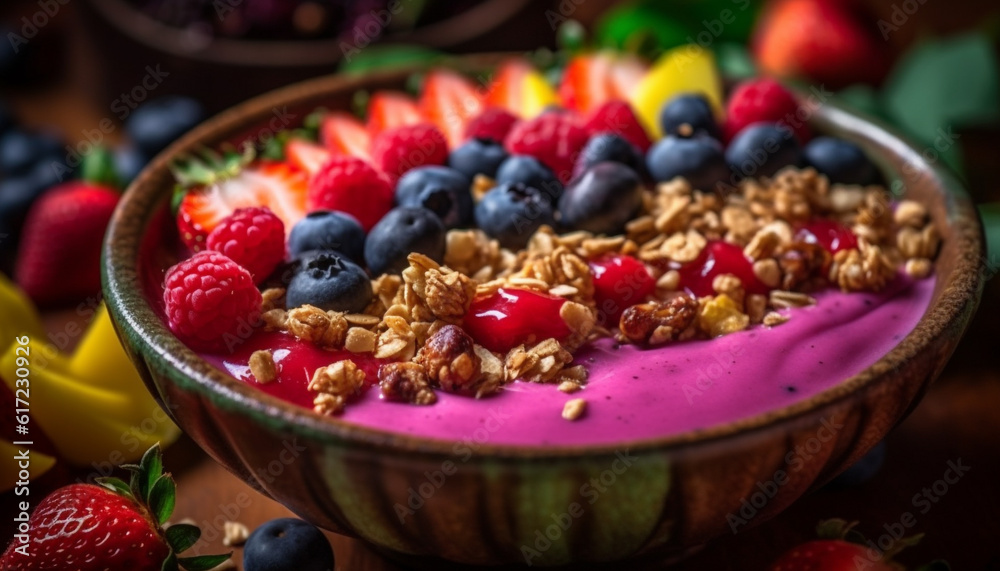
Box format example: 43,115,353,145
419,68,485,147
176,161,308,252
367,91,422,138
285,138,331,175
484,59,559,119
559,52,648,115
319,111,371,159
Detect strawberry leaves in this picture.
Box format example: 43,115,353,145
102,444,232,571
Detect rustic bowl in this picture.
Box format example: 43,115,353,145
101,63,984,568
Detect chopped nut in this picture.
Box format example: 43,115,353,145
752,258,781,289
379,362,437,405
831,244,896,292
656,270,680,292
697,294,750,337
653,194,691,234
309,360,366,415
374,316,417,361
558,380,582,393
548,284,580,297
744,228,781,260
344,327,377,353
562,398,587,421
248,350,277,384
893,200,927,228
746,293,768,324
222,521,249,546
415,325,482,393
504,338,574,383
472,174,495,200
777,243,830,290
763,311,790,327
473,344,505,397
559,301,596,350
345,313,380,327
711,273,745,306
286,306,348,348
829,186,867,213
261,308,288,331
769,290,817,309
659,230,707,263
424,267,477,322
620,296,699,346
897,224,940,259
904,257,932,279
581,236,627,258
260,288,286,312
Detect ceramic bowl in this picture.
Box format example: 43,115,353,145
102,63,984,568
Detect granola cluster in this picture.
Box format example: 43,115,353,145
269,167,937,419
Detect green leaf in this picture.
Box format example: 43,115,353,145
557,20,588,54
165,524,201,554
833,84,885,121
714,42,756,80
81,145,123,191
882,33,999,159
816,518,859,541
136,444,163,504
148,474,177,525
339,44,443,74
177,554,232,571
160,551,178,571
95,477,134,500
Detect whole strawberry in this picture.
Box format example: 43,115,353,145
14,181,119,306
0,444,230,571
768,519,949,571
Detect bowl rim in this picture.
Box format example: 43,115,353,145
102,62,984,460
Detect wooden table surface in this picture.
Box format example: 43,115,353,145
5,4,1000,568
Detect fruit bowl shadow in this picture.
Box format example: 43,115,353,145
101,61,983,568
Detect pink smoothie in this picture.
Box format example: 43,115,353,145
199,274,934,446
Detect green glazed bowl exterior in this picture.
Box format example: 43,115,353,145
101,63,983,567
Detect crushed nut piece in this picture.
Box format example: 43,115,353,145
286,306,348,348
746,293,768,324
473,344,505,397
505,338,574,383
744,228,781,260
831,244,896,292
656,270,680,292
769,290,817,309
657,230,706,263
562,398,587,421
248,350,277,384
752,258,781,289
379,362,437,405
711,274,745,306
893,200,928,228
415,325,482,393
261,309,288,331
374,316,417,361
559,301,596,350
904,257,932,279
260,288,286,312
762,311,790,327
222,521,249,546
558,380,582,393
345,327,377,353
309,360,366,415
620,296,699,346
345,313,380,327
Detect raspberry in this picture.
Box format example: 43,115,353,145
370,123,449,183
464,107,519,143
307,156,394,231
206,207,285,284
163,251,263,352
504,112,590,184
723,78,811,143
583,100,652,153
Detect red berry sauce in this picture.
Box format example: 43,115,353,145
676,240,770,297
464,288,571,353
588,254,655,326
795,219,858,253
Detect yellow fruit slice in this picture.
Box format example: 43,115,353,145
630,44,725,139
522,70,561,119
0,274,46,349
0,439,56,493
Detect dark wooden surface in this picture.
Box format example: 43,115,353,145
5,2,1000,568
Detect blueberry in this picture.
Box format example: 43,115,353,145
576,133,645,178
0,130,64,177
646,136,729,191
474,183,556,249
558,162,642,235
448,137,508,180
114,144,149,185
394,166,472,229
495,155,563,204
804,136,876,185
289,210,366,262
826,441,887,489
286,251,372,313
725,122,802,179
125,96,206,157
365,206,446,275
243,518,334,571
659,93,720,139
